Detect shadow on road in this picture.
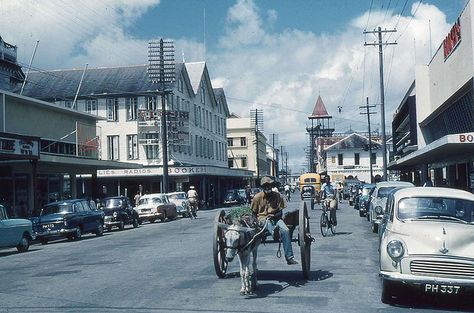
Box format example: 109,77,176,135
334,231,352,236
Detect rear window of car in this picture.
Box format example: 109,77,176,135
377,187,397,198
42,203,74,215
169,193,186,200
302,186,314,191
397,197,474,223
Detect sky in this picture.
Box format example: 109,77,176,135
0,0,468,173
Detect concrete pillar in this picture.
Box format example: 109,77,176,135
70,174,77,199
434,168,443,186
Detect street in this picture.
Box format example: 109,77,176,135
0,197,472,313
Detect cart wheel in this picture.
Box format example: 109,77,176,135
299,202,311,280
213,209,228,278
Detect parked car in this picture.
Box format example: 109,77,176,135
380,187,474,304
223,189,246,206
369,181,414,233
167,192,189,217
32,199,104,244
358,183,376,218
101,196,139,231
134,193,177,223
343,178,361,199
0,204,34,252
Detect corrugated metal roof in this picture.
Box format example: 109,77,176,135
19,63,187,101
326,133,381,150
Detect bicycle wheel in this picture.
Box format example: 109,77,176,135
320,211,328,237
330,218,336,235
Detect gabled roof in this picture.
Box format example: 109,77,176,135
309,95,331,119
213,88,230,117
325,133,381,151
185,61,206,94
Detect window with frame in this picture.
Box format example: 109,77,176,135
338,153,343,165
331,156,336,164
85,99,98,115
354,153,360,165
227,138,233,147
145,134,160,160
200,83,205,103
241,157,247,168
127,135,138,160
371,152,376,164
240,137,247,146
194,104,198,125
106,98,119,121
126,97,138,120
178,78,183,92
107,135,119,160
145,96,157,111
228,157,234,168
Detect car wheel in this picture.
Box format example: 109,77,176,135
95,224,104,236
150,219,156,223
359,210,364,217
74,227,82,240
16,234,31,252
118,219,125,230
132,217,139,228
161,213,166,222
107,225,112,232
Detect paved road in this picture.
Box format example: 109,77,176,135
0,196,472,313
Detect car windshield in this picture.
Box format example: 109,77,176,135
169,193,186,200
397,197,474,223
41,203,74,215
237,190,246,197
362,187,374,196
139,197,162,205
105,199,123,208
377,187,397,199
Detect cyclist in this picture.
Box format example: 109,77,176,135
320,176,337,226
284,183,291,201
186,186,198,218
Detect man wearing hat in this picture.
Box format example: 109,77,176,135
251,176,298,265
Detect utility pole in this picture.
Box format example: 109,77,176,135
285,152,289,184
251,109,263,185
364,27,396,181
360,97,377,183
271,133,278,177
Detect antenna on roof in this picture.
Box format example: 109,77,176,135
203,7,206,61
72,63,88,110
20,40,39,95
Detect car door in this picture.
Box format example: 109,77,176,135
80,200,94,232
0,206,16,246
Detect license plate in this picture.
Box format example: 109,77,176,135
424,284,461,295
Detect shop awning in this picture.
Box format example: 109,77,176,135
388,132,474,170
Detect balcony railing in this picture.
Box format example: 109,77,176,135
0,39,17,62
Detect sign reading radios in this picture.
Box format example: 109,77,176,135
443,18,461,60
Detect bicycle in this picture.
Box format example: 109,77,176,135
187,199,198,220
320,197,336,236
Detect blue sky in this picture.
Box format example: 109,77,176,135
0,0,468,172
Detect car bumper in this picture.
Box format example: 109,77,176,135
137,212,163,220
380,271,474,290
35,228,76,239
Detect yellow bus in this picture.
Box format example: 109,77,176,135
299,173,321,194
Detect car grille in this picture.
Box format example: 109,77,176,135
410,260,474,278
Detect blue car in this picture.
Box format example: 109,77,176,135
0,204,34,252
32,199,105,244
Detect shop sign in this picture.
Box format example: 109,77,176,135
443,18,461,60
458,133,474,143
0,134,39,159
98,165,253,178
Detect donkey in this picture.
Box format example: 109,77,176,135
221,222,266,295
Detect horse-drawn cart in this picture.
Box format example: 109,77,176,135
213,202,312,281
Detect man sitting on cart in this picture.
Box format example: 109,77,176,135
251,176,298,265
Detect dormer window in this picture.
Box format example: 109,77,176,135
200,83,205,104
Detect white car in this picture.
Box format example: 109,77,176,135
166,192,189,217
379,187,474,304
134,194,177,223
369,181,414,233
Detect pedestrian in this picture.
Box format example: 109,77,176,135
134,191,141,206
245,185,252,204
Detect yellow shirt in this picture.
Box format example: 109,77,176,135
251,191,286,221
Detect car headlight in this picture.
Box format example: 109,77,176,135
113,211,118,218
375,206,383,214
387,240,404,259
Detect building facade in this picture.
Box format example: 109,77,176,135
21,62,252,206
389,1,474,191
226,115,269,185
